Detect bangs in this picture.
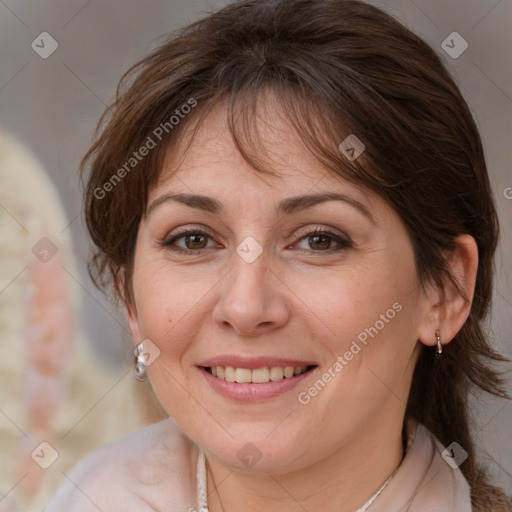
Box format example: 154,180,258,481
169,82,384,197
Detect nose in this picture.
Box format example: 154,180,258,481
212,247,291,338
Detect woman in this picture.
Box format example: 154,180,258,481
46,0,511,510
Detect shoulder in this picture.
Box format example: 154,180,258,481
45,418,199,512
413,422,472,511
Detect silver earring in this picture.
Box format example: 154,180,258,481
134,342,148,381
435,330,443,356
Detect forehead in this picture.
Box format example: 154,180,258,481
151,101,368,204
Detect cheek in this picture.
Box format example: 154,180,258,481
131,266,209,418
296,253,420,392
132,264,185,354
292,263,408,350
131,257,221,369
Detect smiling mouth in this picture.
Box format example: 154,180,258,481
204,365,317,384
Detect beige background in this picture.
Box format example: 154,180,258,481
1,0,511,505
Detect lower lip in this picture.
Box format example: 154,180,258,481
199,367,315,402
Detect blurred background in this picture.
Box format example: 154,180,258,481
0,0,511,510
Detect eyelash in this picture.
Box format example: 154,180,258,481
161,226,352,255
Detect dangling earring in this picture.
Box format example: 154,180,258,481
134,342,148,381
435,330,443,356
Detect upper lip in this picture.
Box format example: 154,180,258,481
198,356,317,370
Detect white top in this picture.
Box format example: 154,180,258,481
45,417,472,511
195,448,393,512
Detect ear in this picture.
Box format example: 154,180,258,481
417,234,479,347
120,267,141,344
126,298,142,344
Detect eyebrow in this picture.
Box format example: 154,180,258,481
147,192,374,221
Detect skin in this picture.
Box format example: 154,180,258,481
127,100,478,512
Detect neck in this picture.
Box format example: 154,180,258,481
205,416,406,512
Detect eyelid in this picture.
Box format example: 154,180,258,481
162,224,217,247
291,225,352,245
165,224,214,238
162,223,352,256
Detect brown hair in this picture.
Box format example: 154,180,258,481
81,0,511,508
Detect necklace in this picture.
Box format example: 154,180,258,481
195,449,394,512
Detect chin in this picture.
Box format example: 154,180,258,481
199,428,317,475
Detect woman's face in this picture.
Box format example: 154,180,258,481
127,103,434,474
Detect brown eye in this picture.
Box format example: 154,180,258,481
163,229,215,253
184,233,208,250
308,234,333,251
293,228,352,253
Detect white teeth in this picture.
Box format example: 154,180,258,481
209,365,309,383
284,366,295,378
235,368,252,383
270,367,284,381
252,367,270,383
225,366,236,382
